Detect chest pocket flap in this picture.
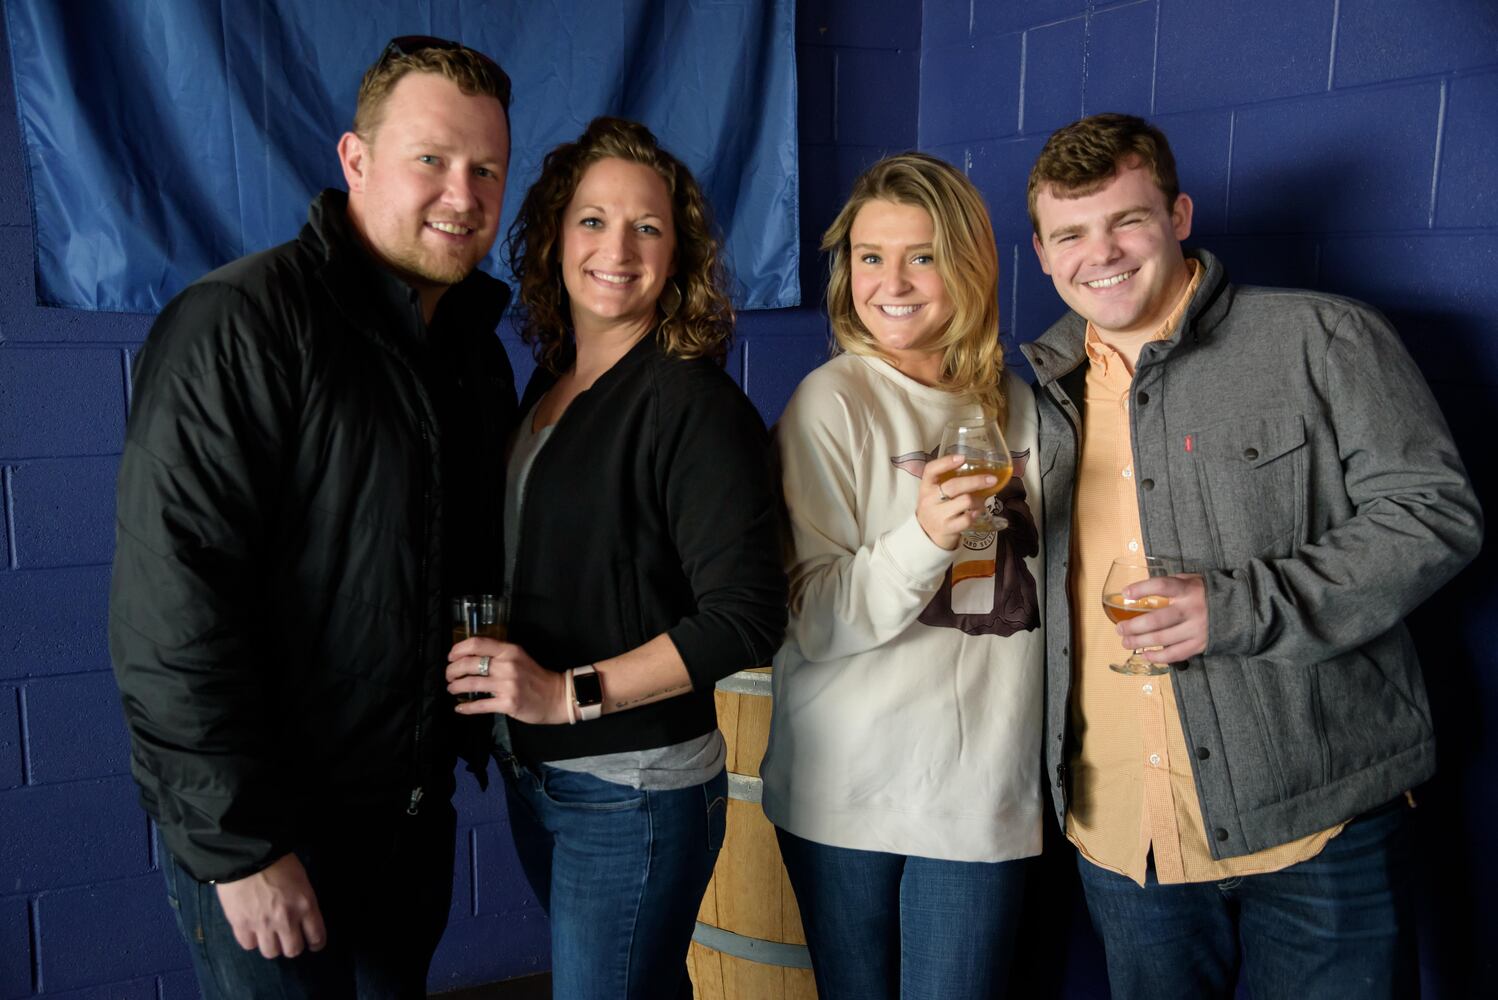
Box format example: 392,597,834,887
1193,413,1307,562
1200,413,1306,468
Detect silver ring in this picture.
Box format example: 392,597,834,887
477,655,491,677
937,488,950,502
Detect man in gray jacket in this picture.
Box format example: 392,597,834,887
1020,113,1481,999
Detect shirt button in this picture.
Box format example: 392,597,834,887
1141,478,1155,491
1243,447,1259,461
1122,466,1133,479
1142,683,1154,695
1137,391,1150,405
1127,540,1140,552
1196,746,1211,760
1215,828,1229,842
1148,753,1161,767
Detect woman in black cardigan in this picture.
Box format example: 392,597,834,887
445,116,787,1000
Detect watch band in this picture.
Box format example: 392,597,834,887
570,664,603,722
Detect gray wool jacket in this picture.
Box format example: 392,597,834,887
1020,249,1482,860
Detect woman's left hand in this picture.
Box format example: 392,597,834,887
446,638,569,724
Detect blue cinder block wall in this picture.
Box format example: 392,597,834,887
1,1,1494,997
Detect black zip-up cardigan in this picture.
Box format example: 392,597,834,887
505,332,788,762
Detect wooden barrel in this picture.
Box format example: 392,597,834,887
688,667,818,999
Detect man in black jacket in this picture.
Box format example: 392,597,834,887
109,37,516,997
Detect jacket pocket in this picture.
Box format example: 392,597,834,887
1191,413,1307,564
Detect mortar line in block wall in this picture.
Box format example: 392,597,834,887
831,50,841,144
121,347,132,412
469,826,480,918
1326,0,1341,91
1149,0,1161,115
1017,31,1028,133
1223,111,1236,228
1432,78,1444,232
2,466,14,569
1009,244,1020,341
16,685,32,785
27,896,40,993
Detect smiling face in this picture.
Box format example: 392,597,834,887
558,157,677,340
1031,159,1194,340
339,71,509,311
848,199,954,380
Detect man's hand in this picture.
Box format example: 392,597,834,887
1117,572,1208,663
214,853,327,959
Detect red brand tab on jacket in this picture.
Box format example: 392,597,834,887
1184,434,1194,453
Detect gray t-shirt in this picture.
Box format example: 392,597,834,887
499,399,724,790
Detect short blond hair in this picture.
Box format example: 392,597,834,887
353,41,510,140
823,152,1006,421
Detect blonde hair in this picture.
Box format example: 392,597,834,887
506,117,734,373
353,42,510,140
822,152,1006,421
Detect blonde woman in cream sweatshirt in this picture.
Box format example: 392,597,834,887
760,153,1043,1000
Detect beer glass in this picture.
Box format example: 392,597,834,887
1101,556,1176,675
937,418,1013,535
451,593,507,700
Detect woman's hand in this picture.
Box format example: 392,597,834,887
917,453,998,551
446,638,569,725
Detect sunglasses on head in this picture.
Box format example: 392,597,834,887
378,35,512,109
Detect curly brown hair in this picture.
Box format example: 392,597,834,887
1027,113,1180,235
505,117,735,373
823,152,1007,422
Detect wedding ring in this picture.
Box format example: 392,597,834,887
477,655,491,677
937,488,950,502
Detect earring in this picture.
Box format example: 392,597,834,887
660,279,684,320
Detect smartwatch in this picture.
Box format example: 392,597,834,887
571,665,603,722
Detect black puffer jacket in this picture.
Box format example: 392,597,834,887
109,191,515,882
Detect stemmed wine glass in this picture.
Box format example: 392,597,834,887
937,418,1014,536
1101,556,1178,675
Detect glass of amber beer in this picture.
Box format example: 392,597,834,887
451,593,507,700
937,418,1013,536
1101,556,1177,675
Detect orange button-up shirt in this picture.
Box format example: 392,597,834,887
1065,259,1342,885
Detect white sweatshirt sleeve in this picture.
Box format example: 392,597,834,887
777,376,956,663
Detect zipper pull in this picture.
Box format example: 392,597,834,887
406,786,425,816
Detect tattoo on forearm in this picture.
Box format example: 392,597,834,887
613,682,691,710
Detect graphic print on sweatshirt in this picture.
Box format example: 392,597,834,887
890,446,1041,637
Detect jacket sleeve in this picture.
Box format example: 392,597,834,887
1203,306,1483,661
777,382,954,663
656,367,789,690
109,283,300,883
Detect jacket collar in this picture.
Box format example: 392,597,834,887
1021,248,1232,387
301,189,511,349
519,326,664,416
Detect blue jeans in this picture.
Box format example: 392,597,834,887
502,760,727,1000
159,802,456,1000
775,828,1029,1000
1075,798,1418,1000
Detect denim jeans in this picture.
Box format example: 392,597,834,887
502,760,727,1000
1075,798,1418,1000
158,802,456,1000
775,828,1029,1000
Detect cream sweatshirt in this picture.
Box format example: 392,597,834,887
760,353,1044,863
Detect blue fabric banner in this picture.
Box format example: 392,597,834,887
4,0,799,313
